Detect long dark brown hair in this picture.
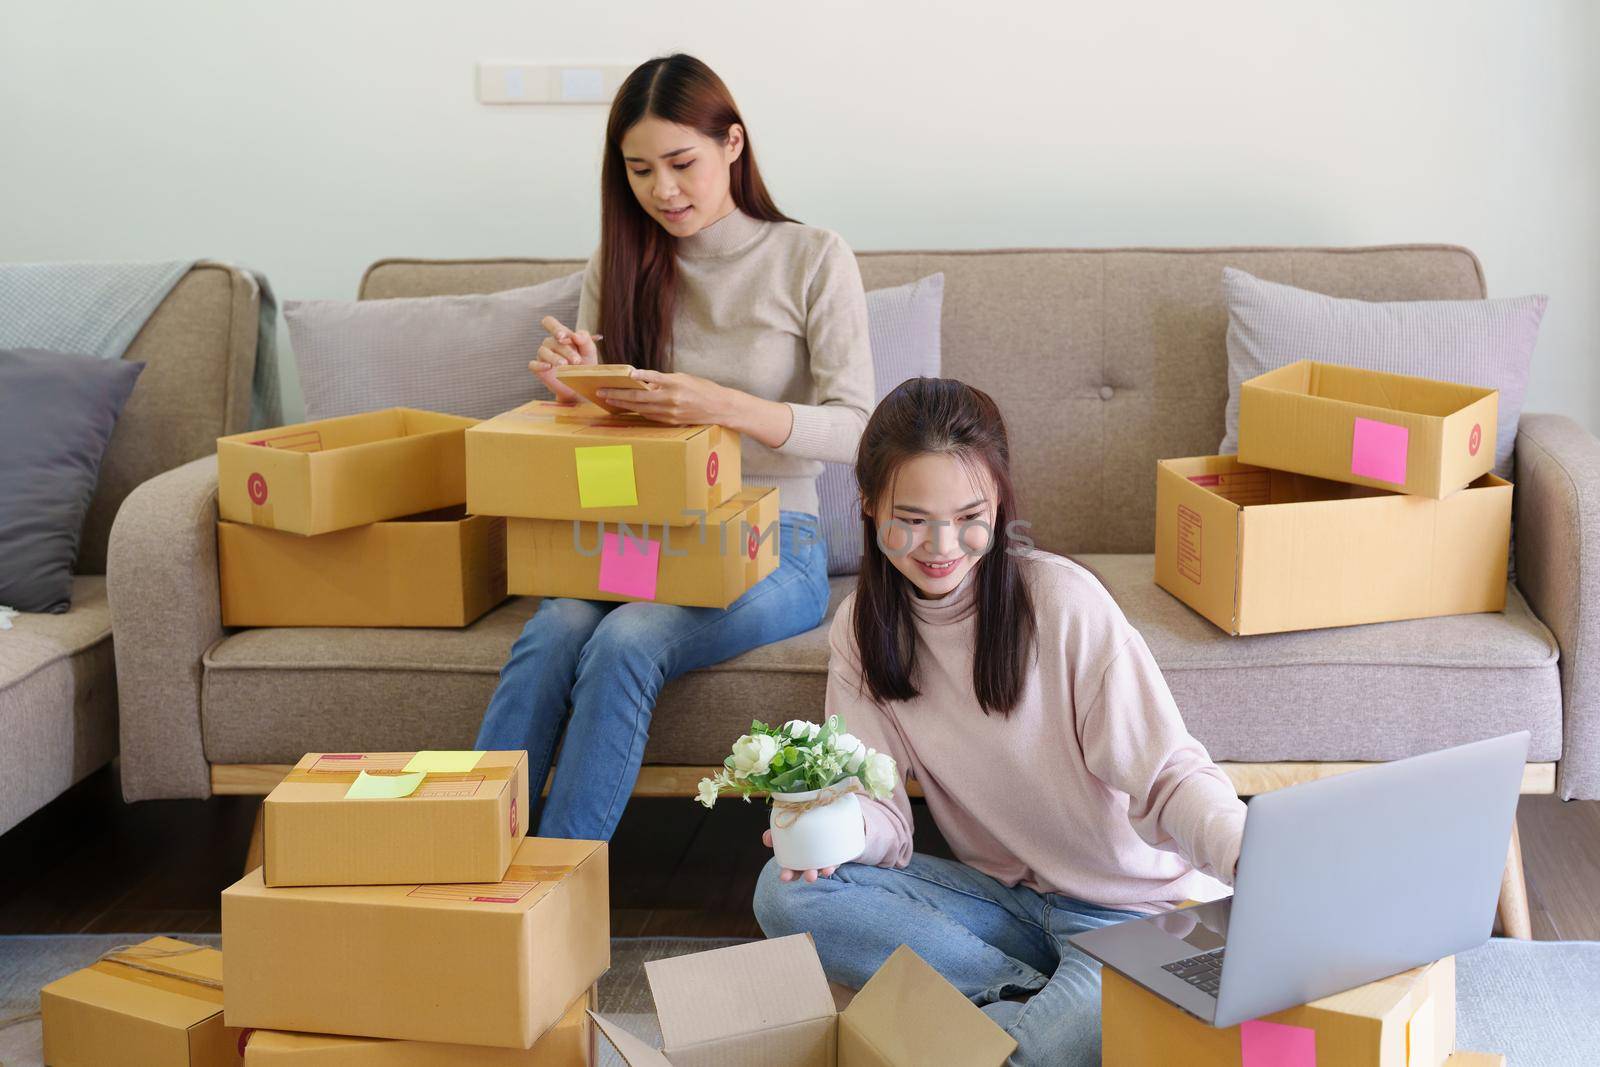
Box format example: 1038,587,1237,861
598,54,797,372
853,378,1038,715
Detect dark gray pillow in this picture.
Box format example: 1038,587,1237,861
0,349,143,613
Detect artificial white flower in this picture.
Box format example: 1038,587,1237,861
695,776,721,809
862,750,898,799
729,733,780,778
782,720,822,742
828,731,867,773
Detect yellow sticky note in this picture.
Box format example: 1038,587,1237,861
574,445,639,509
344,770,424,799
402,750,485,774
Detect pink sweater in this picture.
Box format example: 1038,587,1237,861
838,551,1246,912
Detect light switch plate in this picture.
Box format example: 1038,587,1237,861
477,62,633,105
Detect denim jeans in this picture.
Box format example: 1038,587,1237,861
476,510,830,841
753,852,1145,1067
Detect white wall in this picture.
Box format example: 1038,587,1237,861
4,0,1597,428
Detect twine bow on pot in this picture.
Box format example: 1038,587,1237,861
770,777,863,829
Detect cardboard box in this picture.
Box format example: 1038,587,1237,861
218,408,476,535
1238,361,1498,498
40,936,243,1067
261,750,530,887
467,400,741,525
223,837,609,1048
507,486,780,609
1443,1055,1505,1066
1101,954,1456,1067
1154,455,1510,635
591,935,1017,1066
218,507,507,628
242,984,596,1065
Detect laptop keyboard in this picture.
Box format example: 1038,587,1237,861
1160,947,1225,996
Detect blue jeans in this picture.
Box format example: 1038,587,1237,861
476,510,830,841
753,853,1145,1067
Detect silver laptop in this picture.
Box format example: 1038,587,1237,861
1069,731,1528,1028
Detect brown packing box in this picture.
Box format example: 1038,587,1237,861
261,750,530,887
591,935,1017,1066
243,984,597,1065
1238,360,1498,498
218,408,476,535
1444,1055,1506,1066
218,507,507,628
40,936,243,1067
1154,455,1510,635
223,837,609,1048
508,486,780,609
1102,954,1456,1067
467,399,741,525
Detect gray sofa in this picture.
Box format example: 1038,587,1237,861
1,261,263,836
106,246,1599,826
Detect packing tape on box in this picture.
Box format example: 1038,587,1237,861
282,766,517,786
89,946,225,1006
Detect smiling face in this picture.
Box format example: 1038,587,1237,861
620,115,744,235
868,451,998,600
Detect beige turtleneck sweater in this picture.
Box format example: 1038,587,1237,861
575,208,875,517
835,550,1248,912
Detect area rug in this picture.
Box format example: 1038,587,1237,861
2,935,1597,1064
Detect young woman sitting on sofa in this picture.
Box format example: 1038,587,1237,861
474,52,873,841
752,377,1247,1067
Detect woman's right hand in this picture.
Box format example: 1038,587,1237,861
762,828,839,883
530,315,599,404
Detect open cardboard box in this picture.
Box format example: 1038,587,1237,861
467,399,740,525
242,984,596,1064
40,936,242,1066
1154,455,1510,635
260,751,529,887
217,408,475,535
589,935,1016,1066
1238,361,1497,498
223,837,608,1049
218,506,507,628
1102,954,1456,1066
507,486,780,609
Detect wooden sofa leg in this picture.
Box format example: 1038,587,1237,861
244,799,265,876
1497,817,1532,941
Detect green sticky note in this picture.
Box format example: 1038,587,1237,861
574,445,639,509
345,770,424,799
403,750,486,774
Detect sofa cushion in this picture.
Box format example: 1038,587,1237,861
201,552,1562,770
1077,553,1563,763
0,576,119,835
286,274,580,422
199,579,853,767
0,349,144,612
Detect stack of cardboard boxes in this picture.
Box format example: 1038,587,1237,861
224,749,610,1064
465,395,779,609
1156,361,1511,635
215,408,507,628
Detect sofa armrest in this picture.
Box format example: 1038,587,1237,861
1515,413,1600,800
107,455,222,801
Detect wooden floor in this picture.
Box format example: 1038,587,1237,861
2,763,1598,940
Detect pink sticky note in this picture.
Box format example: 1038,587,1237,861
597,531,660,600
1350,417,1409,485
1241,1019,1316,1067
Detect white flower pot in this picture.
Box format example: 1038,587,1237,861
769,781,866,872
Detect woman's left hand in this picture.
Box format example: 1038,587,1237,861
597,369,730,426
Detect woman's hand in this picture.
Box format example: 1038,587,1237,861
762,828,838,883
597,368,732,426
529,315,599,404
